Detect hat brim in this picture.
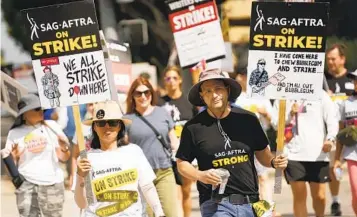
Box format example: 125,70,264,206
188,78,242,106
11,104,43,129
83,118,132,126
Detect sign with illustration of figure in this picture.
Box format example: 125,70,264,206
247,2,329,100
21,0,112,109
1,71,28,117
166,0,226,68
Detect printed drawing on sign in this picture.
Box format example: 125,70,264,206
27,13,39,40
249,59,269,96
22,0,112,109
41,66,61,107
247,2,329,100
254,5,265,32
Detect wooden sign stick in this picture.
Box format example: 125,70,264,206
274,99,286,194
72,104,96,205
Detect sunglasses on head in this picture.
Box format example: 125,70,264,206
164,76,178,82
133,90,151,98
95,120,120,127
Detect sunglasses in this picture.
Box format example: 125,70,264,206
164,76,179,82
133,90,151,98
95,120,120,127
258,63,266,65
33,108,42,112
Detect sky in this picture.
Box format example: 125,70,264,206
1,10,32,65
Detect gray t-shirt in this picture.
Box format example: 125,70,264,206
124,106,175,169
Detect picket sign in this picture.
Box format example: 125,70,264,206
273,0,316,195
20,0,115,204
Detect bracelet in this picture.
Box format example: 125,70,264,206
270,157,276,169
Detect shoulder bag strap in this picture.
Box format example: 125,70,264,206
135,111,172,158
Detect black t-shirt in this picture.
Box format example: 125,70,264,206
325,72,354,95
176,107,269,204
158,94,197,137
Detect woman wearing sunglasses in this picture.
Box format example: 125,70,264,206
75,101,165,217
2,93,70,217
158,66,197,217
124,77,179,217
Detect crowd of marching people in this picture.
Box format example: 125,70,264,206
1,43,357,217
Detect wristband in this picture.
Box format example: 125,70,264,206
270,157,276,169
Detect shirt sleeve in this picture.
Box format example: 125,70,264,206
162,107,174,130
4,129,16,151
251,115,269,151
176,124,196,163
136,146,156,186
322,91,339,140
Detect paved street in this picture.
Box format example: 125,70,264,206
1,173,355,217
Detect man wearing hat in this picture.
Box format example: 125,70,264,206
334,70,357,216
175,68,288,217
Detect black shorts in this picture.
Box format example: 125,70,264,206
284,160,331,184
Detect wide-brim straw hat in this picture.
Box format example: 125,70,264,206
83,101,131,126
188,68,242,106
11,93,42,129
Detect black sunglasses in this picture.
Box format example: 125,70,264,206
258,63,266,65
133,90,151,98
95,120,120,127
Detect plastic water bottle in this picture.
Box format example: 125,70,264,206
334,168,343,181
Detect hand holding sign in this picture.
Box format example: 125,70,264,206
77,158,92,178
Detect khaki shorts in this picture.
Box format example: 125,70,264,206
15,180,65,217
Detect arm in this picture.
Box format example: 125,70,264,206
74,174,88,209
177,159,221,185
177,159,201,182
322,92,339,141
55,138,71,162
168,129,179,152
74,158,91,209
140,183,165,217
255,147,275,168
70,144,80,186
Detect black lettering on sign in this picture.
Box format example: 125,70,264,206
65,54,108,97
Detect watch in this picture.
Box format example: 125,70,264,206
270,157,276,169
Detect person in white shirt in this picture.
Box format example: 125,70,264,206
333,70,357,216
74,101,165,217
1,93,70,217
272,90,339,217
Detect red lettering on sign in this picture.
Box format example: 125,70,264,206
169,2,218,32
40,57,60,66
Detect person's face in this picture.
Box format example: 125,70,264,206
164,70,182,91
326,48,346,74
133,85,152,109
236,74,247,91
23,107,44,124
94,120,121,144
200,80,228,110
258,62,265,71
